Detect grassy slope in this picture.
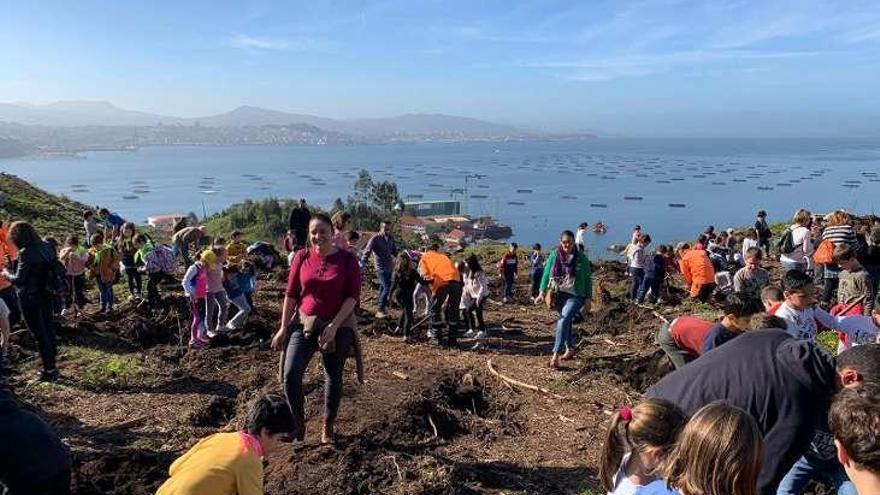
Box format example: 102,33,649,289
0,173,88,239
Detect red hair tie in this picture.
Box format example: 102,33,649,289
619,406,633,422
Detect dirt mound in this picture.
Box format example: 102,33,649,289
73,449,172,495
266,371,521,494
576,349,670,392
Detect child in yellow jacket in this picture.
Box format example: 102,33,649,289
157,394,295,495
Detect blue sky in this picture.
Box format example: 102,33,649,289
2,0,880,137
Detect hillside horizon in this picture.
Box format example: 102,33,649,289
0,100,539,137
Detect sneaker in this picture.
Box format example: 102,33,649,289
188,339,208,348
474,330,487,340
225,321,238,331
502,297,509,304
206,329,218,339
38,369,60,382
462,329,477,339
61,308,71,318
375,311,387,319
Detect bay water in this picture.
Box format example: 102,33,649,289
3,138,879,258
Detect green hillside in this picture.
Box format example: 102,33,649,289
0,173,88,238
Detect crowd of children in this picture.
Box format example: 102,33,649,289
4,201,880,495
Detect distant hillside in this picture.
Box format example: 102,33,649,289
0,101,179,127
0,173,88,238
192,105,339,130
0,101,530,138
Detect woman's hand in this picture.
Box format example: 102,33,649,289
533,293,544,305
271,328,287,351
319,322,337,350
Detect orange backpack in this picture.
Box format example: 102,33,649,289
813,240,835,265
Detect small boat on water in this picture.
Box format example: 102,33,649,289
122,195,139,200
590,203,608,208
711,182,727,185
657,180,671,184
560,195,578,200
623,196,643,200
757,186,774,191
407,194,424,199
507,201,525,206
428,183,443,188
516,189,533,193
200,190,217,195
670,178,685,181
776,183,792,187
471,194,488,199
733,179,747,182
668,203,687,208
843,184,860,188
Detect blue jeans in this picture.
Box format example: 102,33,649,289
97,280,114,311
637,276,660,303
629,268,645,300
503,271,515,299
377,269,392,312
553,292,585,354
530,270,542,298
776,454,856,495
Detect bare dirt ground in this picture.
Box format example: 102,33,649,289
5,259,794,495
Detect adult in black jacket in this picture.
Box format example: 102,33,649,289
287,199,311,250
1,221,59,381
646,329,837,495
0,387,71,494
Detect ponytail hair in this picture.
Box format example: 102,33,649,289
599,398,687,492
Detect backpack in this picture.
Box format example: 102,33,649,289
145,244,177,274
39,248,70,297
777,228,795,255
813,240,835,265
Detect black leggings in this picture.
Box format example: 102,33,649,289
20,295,57,372
465,297,486,332
124,267,142,296
397,296,415,337
282,326,354,439
64,274,87,308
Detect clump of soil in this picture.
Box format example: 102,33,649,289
73,450,173,495
577,350,670,392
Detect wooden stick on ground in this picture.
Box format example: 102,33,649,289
635,303,669,324
427,414,438,438
486,359,566,400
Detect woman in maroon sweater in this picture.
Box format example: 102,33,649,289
272,213,361,443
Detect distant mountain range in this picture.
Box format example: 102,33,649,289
0,101,527,138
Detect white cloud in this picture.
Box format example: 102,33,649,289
231,34,290,51
230,34,338,53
